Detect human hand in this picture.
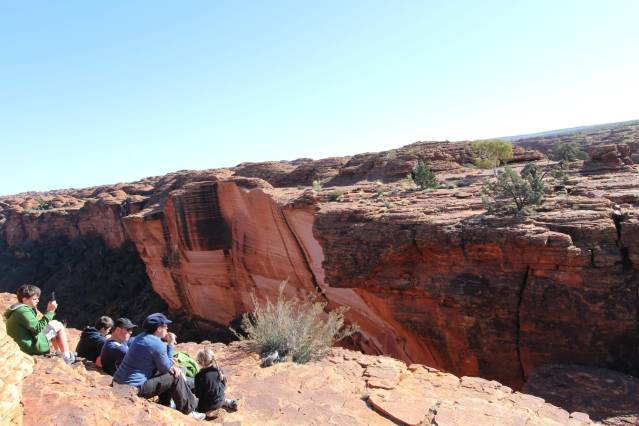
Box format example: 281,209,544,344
46,300,58,312
169,366,182,377
165,332,177,345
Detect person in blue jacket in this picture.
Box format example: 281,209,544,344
99,317,136,376
112,313,204,420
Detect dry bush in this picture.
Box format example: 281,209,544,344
235,282,359,363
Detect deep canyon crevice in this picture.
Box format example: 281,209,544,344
1,135,639,390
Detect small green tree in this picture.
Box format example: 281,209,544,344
34,197,53,211
549,142,588,164
411,161,439,190
482,165,545,214
472,139,513,171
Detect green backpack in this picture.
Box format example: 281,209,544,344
173,351,200,378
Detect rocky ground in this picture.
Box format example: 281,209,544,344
4,292,636,426
1,124,638,411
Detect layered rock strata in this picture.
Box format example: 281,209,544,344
0,294,34,426
1,131,638,390
523,364,639,425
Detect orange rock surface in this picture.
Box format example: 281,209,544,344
0,292,605,426
1,128,638,391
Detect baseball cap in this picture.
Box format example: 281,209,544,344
142,313,173,329
113,317,136,330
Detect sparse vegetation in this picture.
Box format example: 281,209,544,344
328,190,344,201
312,179,323,192
34,197,54,211
411,161,439,190
235,282,359,364
482,165,545,215
549,142,589,164
471,139,513,171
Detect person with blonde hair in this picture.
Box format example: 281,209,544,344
194,348,239,413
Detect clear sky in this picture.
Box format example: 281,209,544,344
1,1,638,196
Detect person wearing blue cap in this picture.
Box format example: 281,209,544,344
112,313,204,420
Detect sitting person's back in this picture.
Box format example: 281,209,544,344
194,348,238,413
76,316,113,362
112,313,203,419
112,329,167,385
99,317,136,376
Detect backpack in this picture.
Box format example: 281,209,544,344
173,351,200,378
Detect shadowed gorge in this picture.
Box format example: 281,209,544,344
1,121,638,391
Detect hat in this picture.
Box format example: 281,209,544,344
142,313,173,329
113,317,136,330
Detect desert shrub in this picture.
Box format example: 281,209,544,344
549,142,589,163
235,283,359,363
471,139,513,170
328,190,344,201
411,161,439,190
552,167,569,184
34,197,53,211
482,165,544,214
312,179,323,192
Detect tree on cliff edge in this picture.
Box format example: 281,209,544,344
482,165,545,214
411,161,439,190
472,139,513,172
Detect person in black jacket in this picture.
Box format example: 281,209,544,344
194,348,240,413
76,316,113,362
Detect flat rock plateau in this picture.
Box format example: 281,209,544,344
1,120,638,424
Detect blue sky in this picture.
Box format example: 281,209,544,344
1,1,638,195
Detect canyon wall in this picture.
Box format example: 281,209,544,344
0,294,34,426
1,136,638,389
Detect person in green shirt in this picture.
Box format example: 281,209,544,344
4,284,75,364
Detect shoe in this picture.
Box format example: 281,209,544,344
187,411,206,420
63,353,76,365
226,397,242,411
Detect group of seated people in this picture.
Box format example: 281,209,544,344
5,284,238,421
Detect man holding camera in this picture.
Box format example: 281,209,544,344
112,313,204,420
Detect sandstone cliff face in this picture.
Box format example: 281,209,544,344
0,294,34,426
1,130,638,391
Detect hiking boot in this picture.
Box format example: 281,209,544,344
187,411,206,420
63,353,76,365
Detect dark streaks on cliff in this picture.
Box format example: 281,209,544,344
516,266,530,383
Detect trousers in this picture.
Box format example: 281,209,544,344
138,372,197,414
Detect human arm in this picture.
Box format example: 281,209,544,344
151,337,173,374
15,306,55,335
